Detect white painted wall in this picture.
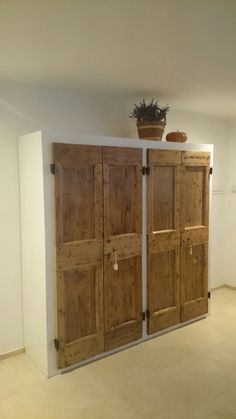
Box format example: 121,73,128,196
0,108,30,354
224,121,236,287
0,81,229,354
18,131,48,374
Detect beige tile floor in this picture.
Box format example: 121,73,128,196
1,287,236,419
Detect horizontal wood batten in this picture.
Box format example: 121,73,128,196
182,151,210,166
148,149,181,165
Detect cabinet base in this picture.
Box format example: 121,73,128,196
57,314,208,377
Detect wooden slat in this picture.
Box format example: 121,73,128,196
148,231,180,253
182,227,208,245
148,149,181,165
135,165,142,233
103,146,142,166
203,166,210,227
104,234,141,262
148,306,181,334
59,334,104,368
54,143,102,165
57,240,103,270
105,321,142,351
181,298,208,322
182,151,210,166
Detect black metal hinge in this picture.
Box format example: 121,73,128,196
50,163,56,175
54,338,60,352
209,167,213,175
142,166,150,176
142,309,151,321
208,291,211,299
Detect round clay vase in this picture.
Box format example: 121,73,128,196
137,120,166,141
166,130,188,143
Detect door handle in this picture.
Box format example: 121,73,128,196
187,239,193,256
113,248,119,271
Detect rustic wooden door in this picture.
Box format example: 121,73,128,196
54,144,104,368
147,150,181,333
181,151,210,322
103,147,143,351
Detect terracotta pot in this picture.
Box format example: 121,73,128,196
137,120,166,141
166,130,187,143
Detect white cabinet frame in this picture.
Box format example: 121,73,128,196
18,130,213,377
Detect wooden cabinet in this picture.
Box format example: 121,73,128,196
147,149,210,333
103,147,142,351
54,144,104,367
54,144,210,366
18,131,212,376
54,144,142,367
181,151,210,322
147,150,181,333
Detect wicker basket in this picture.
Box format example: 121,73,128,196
137,120,166,141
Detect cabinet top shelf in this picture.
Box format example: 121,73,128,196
19,130,214,154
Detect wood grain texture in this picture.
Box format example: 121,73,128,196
104,257,142,351
182,228,208,245
105,321,143,351
64,267,97,343
147,162,181,235
148,149,181,165
152,166,175,231
57,239,103,270
103,147,142,350
104,233,141,262
147,149,181,333
54,143,102,166
57,263,104,368
148,231,180,253
54,144,104,368
148,249,180,333
181,151,209,322
181,244,208,322
103,146,142,166
182,151,210,166
182,166,208,229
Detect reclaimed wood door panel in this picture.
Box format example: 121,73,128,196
148,248,180,333
103,147,142,350
104,256,142,350
181,239,208,321
54,143,104,368
181,151,210,321
57,263,103,367
147,150,181,333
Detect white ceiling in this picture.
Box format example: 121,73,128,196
1,0,236,117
